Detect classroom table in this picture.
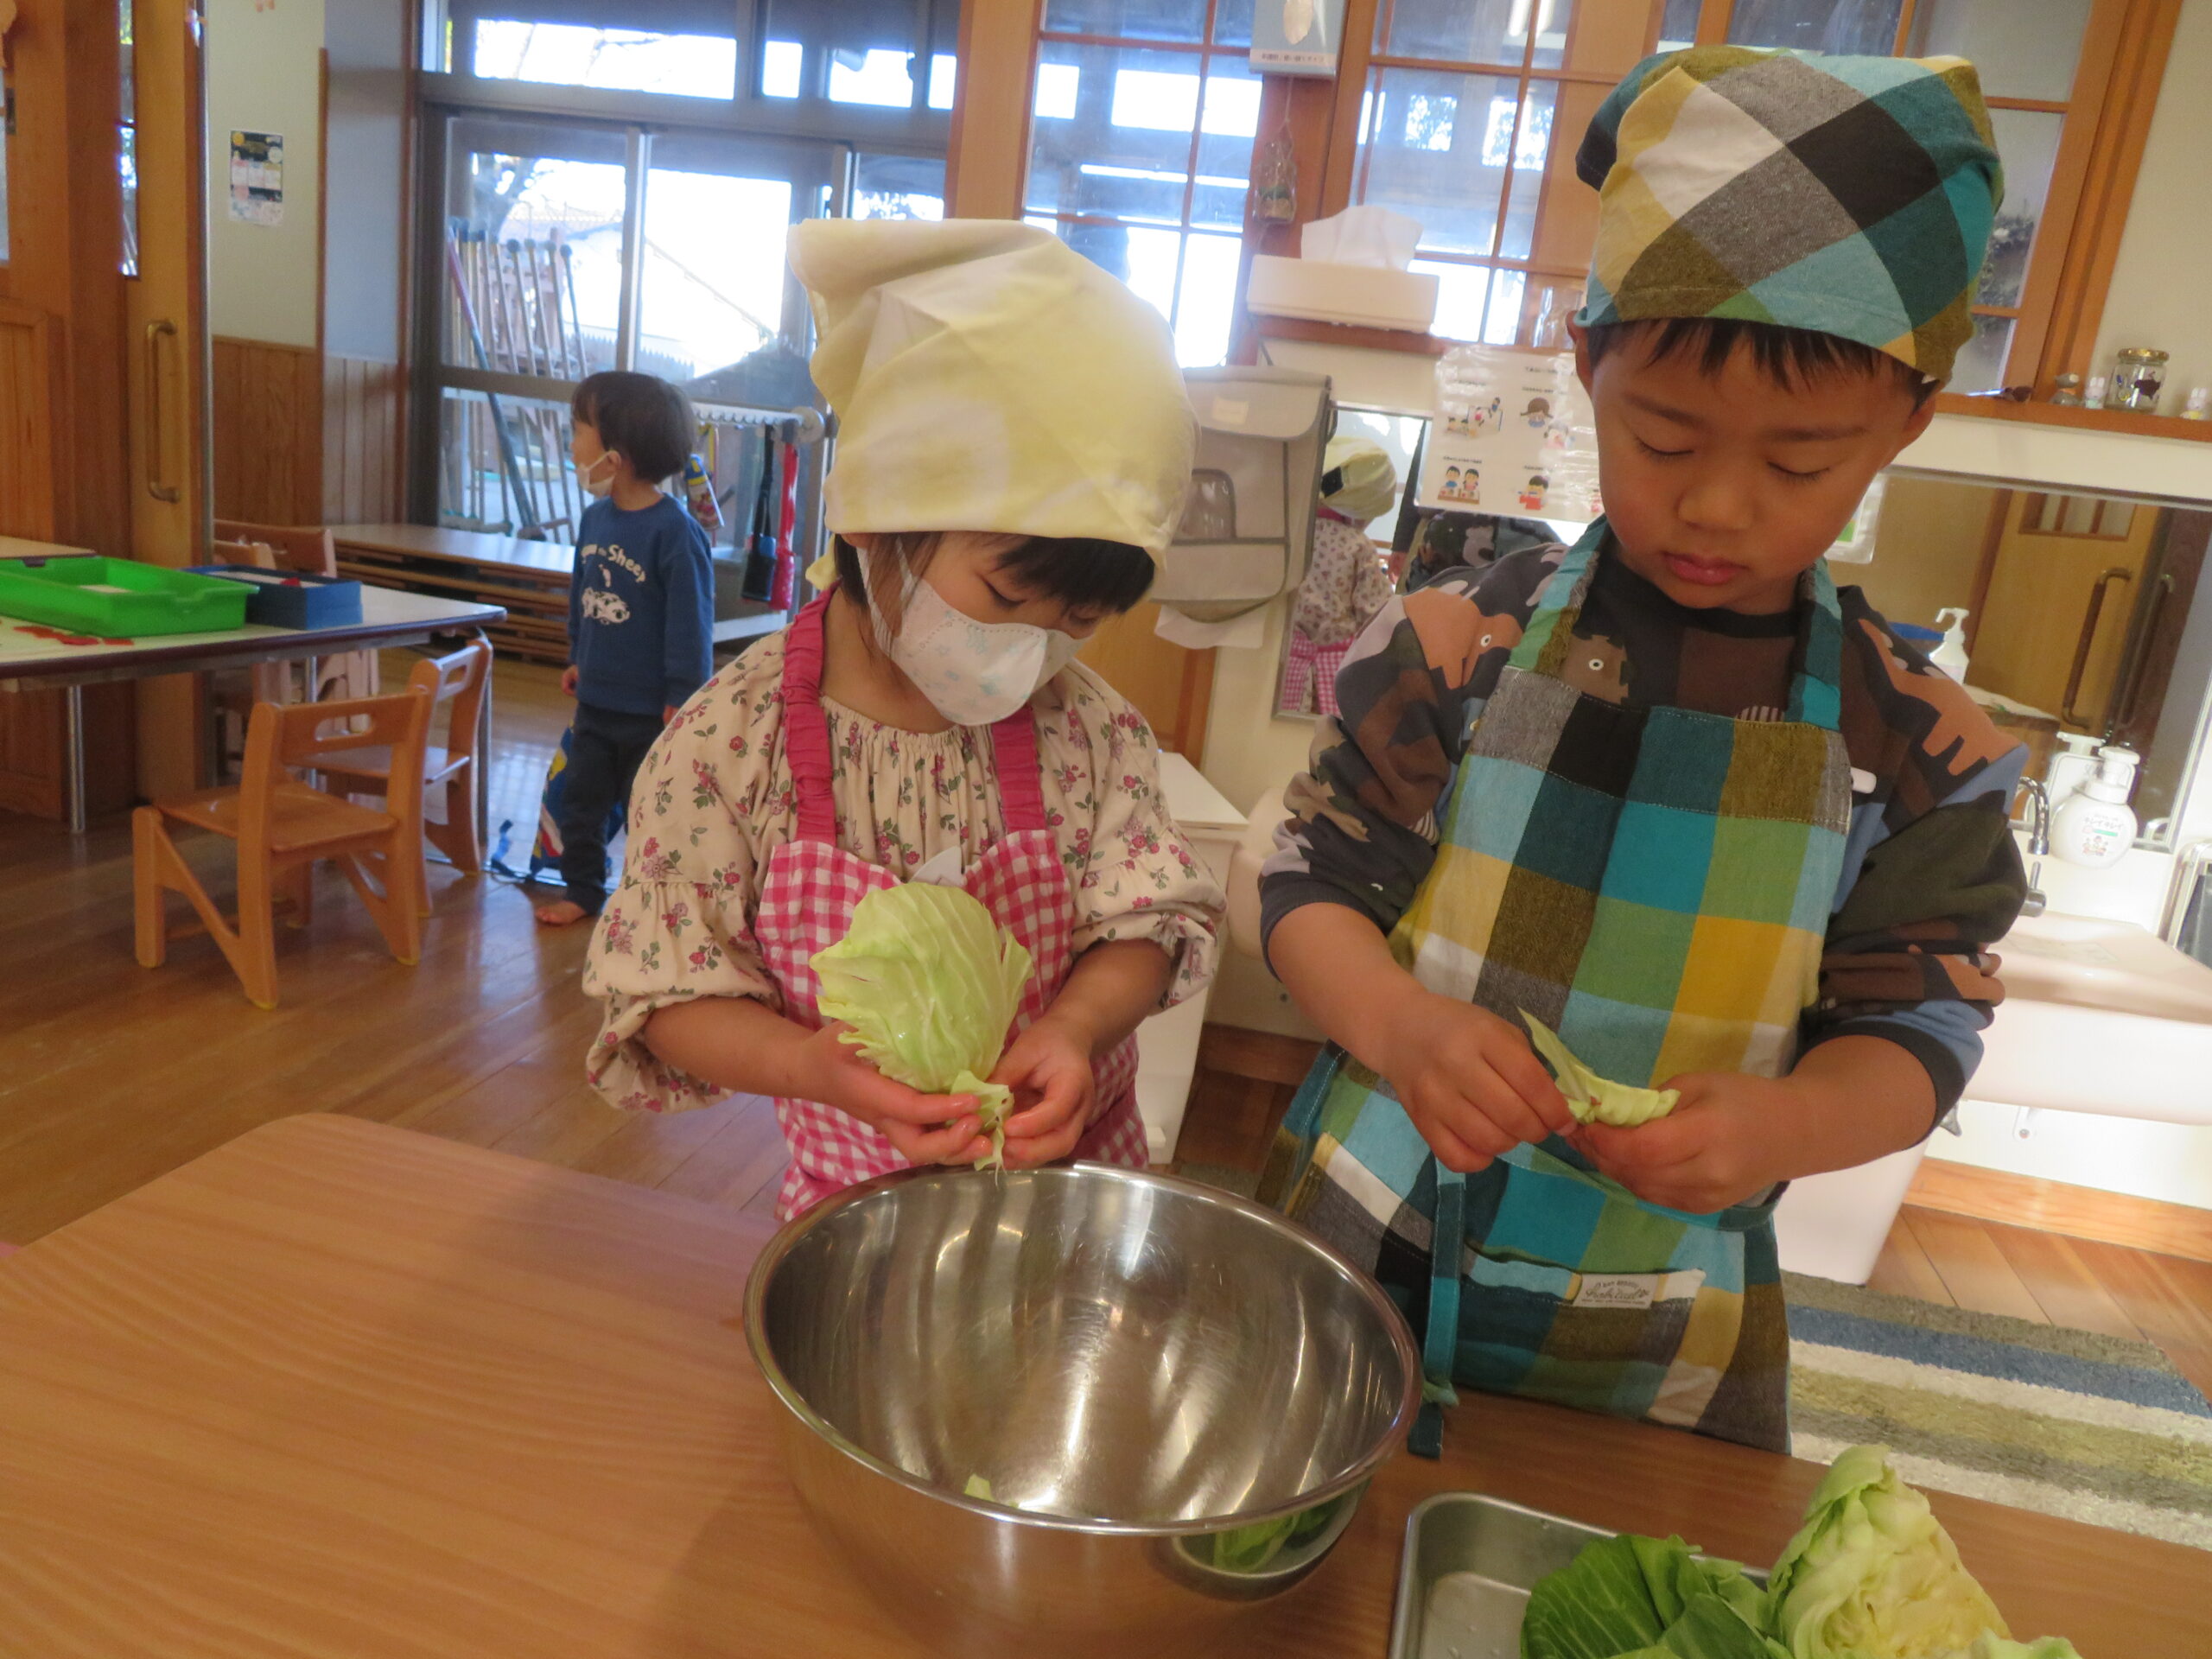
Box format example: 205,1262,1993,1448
0,1114,2195,1658
0,560,505,831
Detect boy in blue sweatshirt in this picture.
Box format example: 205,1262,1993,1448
536,371,713,927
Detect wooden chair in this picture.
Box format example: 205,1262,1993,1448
315,637,493,913
212,518,378,705
134,688,433,1009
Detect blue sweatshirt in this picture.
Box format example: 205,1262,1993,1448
570,494,714,717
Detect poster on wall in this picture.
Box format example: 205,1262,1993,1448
228,130,285,226
1250,0,1347,75
1416,346,1602,527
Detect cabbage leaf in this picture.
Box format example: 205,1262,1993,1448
1522,1013,1681,1128
1522,1534,1784,1659
811,883,1033,1167
1765,1446,2012,1659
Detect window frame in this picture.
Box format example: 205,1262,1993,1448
1309,0,2145,395
1020,1,1263,363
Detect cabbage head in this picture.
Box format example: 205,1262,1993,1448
1765,1446,2011,1659
811,883,1033,1166
1522,1013,1681,1128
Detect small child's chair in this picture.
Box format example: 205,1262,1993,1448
315,637,493,914
133,688,433,1008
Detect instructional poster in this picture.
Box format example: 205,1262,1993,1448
1250,0,1347,74
1419,346,1601,526
229,130,285,226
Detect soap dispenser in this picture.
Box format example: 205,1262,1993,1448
2045,732,2101,807
1930,608,1971,683
2051,745,2139,868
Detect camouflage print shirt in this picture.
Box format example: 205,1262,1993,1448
1261,543,2030,1115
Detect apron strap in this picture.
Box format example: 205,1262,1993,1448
781,596,840,844
988,704,1048,835
1410,1158,1465,1460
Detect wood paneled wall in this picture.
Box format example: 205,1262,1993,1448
0,300,61,543
211,336,324,525
323,354,406,524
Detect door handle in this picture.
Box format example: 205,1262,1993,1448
2061,566,2133,730
144,319,181,503
2114,570,2177,734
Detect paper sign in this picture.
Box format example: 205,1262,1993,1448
1250,0,1346,75
1418,346,1601,527
229,130,284,226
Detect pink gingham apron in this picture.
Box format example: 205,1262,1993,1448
1281,632,1351,718
754,595,1150,1218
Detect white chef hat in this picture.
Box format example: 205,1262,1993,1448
789,219,1197,559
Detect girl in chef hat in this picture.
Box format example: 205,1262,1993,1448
581,219,1223,1218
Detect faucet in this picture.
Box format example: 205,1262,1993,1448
2018,779,2050,919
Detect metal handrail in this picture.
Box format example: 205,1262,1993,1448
2159,837,2212,947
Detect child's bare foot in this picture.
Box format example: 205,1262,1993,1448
534,899,591,927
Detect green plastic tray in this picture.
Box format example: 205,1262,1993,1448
0,556,251,637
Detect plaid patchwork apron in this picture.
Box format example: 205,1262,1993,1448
1264,523,1850,1454
755,597,1148,1219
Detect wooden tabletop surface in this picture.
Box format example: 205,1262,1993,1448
331,522,577,576
0,1116,2196,1658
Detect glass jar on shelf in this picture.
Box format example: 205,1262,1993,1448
2108,346,2169,413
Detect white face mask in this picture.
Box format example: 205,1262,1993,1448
579,450,617,499
865,563,1084,728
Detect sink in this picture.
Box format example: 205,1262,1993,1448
1972,912,2212,1125
1997,910,2212,1025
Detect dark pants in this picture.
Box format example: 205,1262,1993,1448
558,702,664,913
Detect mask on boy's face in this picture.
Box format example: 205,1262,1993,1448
862,562,1084,727
579,450,619,499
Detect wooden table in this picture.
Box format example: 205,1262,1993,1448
0,583,506,833
0,1116,2196,1657
331,523,786,667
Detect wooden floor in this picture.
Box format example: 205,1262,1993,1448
2,654,2208,1404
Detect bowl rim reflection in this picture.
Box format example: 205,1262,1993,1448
741,1160,1421,1539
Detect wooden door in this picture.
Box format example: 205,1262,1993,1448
0,0,139,820
124,0,212,797
1078,606,1216,759
1969,491,2161,734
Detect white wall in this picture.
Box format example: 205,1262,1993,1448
324,0,409,364
2089,0,2212,406
1931,1103,2212,1211
205,0,326,348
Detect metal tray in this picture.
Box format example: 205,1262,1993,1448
1388,1493,1769,1659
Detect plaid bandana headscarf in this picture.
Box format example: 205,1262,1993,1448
1574,47,2003,385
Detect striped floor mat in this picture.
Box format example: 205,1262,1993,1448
1784,1272,2212,1548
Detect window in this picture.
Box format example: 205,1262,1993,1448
434,1,963,116
1346,0,2105,390
469,21,741,100
1024,0,1260,365
117,0,135,274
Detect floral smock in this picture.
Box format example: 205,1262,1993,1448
583,628,1226,1114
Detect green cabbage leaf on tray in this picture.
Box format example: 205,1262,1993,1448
1522,1533,1783,1659
1517,1447,2082,1659
1521,1013,1681,1128
810,883,1033,1168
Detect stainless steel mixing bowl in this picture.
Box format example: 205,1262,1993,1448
744,1162,1420,1657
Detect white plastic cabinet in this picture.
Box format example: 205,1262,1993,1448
1133,752,1248,1163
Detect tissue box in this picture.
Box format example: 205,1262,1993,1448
1245,255,1440,333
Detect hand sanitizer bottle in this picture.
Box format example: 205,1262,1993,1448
2051,745,2139,868
1930,608,1972,682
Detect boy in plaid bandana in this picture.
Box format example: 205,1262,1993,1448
1261,48,2028,1452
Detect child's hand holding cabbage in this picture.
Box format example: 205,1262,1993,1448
810,884,1036,1169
